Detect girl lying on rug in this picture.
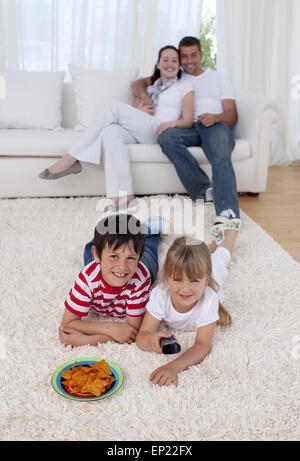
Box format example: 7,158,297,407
136,226,238,387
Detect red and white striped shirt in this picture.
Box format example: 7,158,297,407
65,260,151,318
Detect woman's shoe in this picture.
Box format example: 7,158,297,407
38,160,82,180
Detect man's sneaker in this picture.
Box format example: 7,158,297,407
204,187,214,203
214,208,237,225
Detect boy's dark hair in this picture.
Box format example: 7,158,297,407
93,214,146,259
178,36,201,52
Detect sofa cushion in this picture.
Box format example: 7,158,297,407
69,65,139,128
128,140,250,163
0,129,81,156
0,129,250,164
0,69,65,129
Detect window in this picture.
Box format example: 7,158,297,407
200,0,217,70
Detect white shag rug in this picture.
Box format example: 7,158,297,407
0,196,299,441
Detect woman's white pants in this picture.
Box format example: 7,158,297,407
68,100,160,198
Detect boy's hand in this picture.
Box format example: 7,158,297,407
149,363,179,387
59,326,87,347
109,322,138,344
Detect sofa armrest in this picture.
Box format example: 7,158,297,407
233,89,280,158
233,89,280,192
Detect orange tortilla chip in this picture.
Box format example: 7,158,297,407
81,380,106,396
61,369,73,380
61,360,115,397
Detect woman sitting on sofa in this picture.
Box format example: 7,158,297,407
39,45,194,208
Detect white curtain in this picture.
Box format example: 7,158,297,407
0,0,5,67
216,0,300,165
0,0,203,77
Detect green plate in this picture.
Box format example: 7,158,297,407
51,357,123,402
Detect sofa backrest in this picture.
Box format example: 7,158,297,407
61,82,279,136
61,68,138,129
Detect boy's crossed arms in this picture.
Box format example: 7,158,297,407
59,309,142,346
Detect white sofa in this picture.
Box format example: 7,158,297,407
0,80,279,198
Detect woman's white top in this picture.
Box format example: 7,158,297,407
154,79,194,123
146,247,231,331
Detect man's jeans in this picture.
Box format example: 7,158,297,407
83,230,160,286
158,122,240,218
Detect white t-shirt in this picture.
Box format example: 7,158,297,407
182,68,235,121
146,247,231,332
154,79,194,123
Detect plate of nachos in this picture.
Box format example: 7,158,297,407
51,357,123,401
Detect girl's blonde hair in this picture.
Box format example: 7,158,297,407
162,237,232,328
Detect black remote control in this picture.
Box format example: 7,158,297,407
160,334,181,354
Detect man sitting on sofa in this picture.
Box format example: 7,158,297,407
131,36,240,227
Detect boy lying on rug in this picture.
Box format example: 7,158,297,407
136,225,239,387
58,214,161,347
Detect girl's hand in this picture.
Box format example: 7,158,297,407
149,363,179,387
150,332,172,354
156,121,176,136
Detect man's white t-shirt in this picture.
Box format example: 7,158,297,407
182,68,235,121
146,247,231,332
155,79,194,123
